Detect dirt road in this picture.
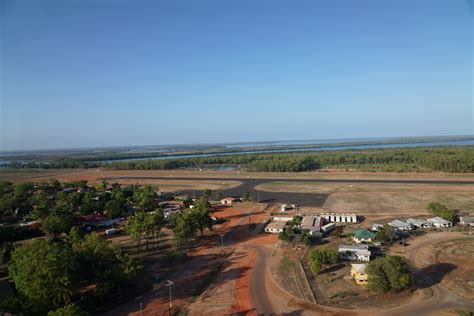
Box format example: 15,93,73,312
248,245,274,315
256,231,474,316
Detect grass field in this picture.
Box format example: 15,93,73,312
257,182,474,216
3,168,474,183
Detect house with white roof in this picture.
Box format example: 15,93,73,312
427,216,452,228
388,219,413,231
407,218,432,229
265,221,287,234
372,223,384,231
338,244,371,262
459,216,474,226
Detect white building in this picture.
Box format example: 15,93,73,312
459,216,474,226
427,216,453,228
339,244,371,262
407,218,432,229
388,219,413,231
280,204,296,212
301,216,324,235
321,213,358,223
220,197,239,205
272,216,294,223
265,221,286,234
372,223,384,231
321,222,336,234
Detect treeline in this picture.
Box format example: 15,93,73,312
3,146,474,173
105,146,474,173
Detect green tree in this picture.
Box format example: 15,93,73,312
143,210,164,250
136,186,157,211
126,212,147,252
48,304,90,316
366,256,413,293
173,211,197,249
191,197,214,237
70,232,139,298
41,214,74,238
308,247,339,274
243,191,252,202
8,239,76,312
202,188,212,199
427,202,455,222
105,199,126,219
375,225,397,244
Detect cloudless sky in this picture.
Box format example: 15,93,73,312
0,0,472,151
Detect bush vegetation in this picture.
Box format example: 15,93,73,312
366,256,413,293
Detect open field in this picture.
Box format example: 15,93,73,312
434,239,474,301
3,168,474,183
257,182,474,216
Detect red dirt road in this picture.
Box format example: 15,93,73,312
104,203,274,316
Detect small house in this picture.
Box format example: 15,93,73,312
339,244,371,262
264,221,286,234
459,216,474,226
407,218,432,229
427,216,452,228
220,197,239,205
388,219,413,231
350,263,368,285
372,223,384,231
352,229,376,243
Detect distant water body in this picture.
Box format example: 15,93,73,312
102,139,474,163
1,138,473,165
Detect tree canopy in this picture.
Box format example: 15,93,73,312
366,256,413,293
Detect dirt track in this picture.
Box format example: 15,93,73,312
258,232,474,316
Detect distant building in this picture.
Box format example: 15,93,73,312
427,216,453,228
220,197,239,205
272,216,294,222
321,213,358,223
301,215,324,235
388,219,413,231
265,221,286,234
352,229,376,244
321,222,336,234
280,204,296,212
372,223,384,231
339,244,371,262
350,263,368,285
459,216,474,226
407,218,432,229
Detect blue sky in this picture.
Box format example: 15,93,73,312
1,0,472,151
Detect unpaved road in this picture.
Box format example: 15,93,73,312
248,245,274,315
256,231,474,316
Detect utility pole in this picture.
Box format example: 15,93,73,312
220,234,225,255
140,302,143,316
166,280,174,315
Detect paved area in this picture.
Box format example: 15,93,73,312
99,176,474,207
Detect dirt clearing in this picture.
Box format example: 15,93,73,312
257,182,474,216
